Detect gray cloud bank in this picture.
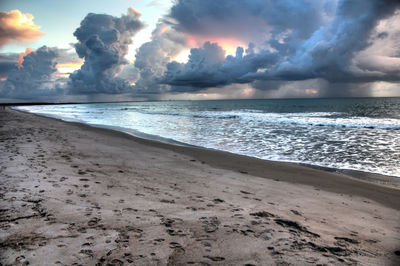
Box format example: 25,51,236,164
1,0,400,101
161,0,400,92
0,46,61,99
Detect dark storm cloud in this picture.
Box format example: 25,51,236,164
68,8,144,94
169,0,329,45
0,46,61,99
0,53,18,79
269,0,400,83
163,42,227,89
162,42,279,90
158,0,400,93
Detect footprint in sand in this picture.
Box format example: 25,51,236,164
213,198,225,203
79,249,94,257
113,209,122,216
203,255,225,262
199,216,220,233
169,242,183,249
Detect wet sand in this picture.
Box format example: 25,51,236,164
1,107,399,265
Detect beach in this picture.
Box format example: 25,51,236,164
1,107,399,265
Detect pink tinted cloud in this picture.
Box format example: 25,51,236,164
17,48,33,68
0,10,44,47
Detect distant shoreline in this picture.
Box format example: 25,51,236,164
2,95,400,106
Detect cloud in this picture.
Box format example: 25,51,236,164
0,47,83,101
0,53,18,80
269,0,400,83
350,9,400,81
132,20,188,95
68,8,144,94
17,48,33,68
163,41,227,89
0,46,61,99
0,10,44,47
168,0,334,49
2,0,400,101
154,0,400,96
162,42,279,90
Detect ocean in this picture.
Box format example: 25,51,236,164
16,97,400,179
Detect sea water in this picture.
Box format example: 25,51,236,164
16,98,400,178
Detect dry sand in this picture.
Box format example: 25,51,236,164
0,107,399,265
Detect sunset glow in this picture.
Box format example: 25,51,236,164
242,88,254,96
305,89,318,95
187,35,246,56
56,62,83,74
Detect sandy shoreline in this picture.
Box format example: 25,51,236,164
12,105,400,191
1,107,400,265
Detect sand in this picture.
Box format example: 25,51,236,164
0,107,399,265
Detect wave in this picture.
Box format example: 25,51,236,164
124,109,241,119
17,105,400,130
122,109,400,130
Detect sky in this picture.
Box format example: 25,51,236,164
0,0,399,102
